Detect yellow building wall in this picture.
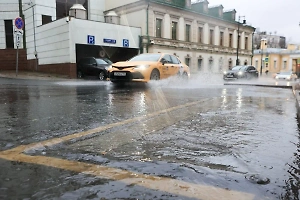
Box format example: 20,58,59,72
281,55,290,72
268,54,281,73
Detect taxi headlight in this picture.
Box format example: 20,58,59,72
238,71,243,75
223,71,227,75
105,65,112,70
134,65,149,70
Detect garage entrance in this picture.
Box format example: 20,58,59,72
76,44,139,63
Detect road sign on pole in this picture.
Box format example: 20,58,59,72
14,17,24,30
14,29,23,35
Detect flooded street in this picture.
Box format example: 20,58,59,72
0,75,299,199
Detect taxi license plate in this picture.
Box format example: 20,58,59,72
227,75,233,77
114,72,126,76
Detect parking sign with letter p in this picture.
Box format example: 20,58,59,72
87,35,95,45
123,39,129,47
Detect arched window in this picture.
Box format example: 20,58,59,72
219,57,223,71
198,55,203,71
209,56,213,71
228,58,232,70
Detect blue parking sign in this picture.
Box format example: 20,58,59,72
87,35,95,45
123,39,129,47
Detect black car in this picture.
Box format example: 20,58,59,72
77,57,112,80
223,65,259,80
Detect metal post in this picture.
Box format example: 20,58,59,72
146,3,149,53
236,17,240,66
31,2,38,71
16,36,19,77
236,16,246,66
260,49,263,75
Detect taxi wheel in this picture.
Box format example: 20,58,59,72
150,69,160,80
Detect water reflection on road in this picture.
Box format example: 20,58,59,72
0,75,300,199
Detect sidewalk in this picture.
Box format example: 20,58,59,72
0,70,70,81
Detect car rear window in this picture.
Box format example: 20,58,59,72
96,59,109,64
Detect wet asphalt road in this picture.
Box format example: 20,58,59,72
0,75,300,200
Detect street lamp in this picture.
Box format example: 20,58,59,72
236,16,246,66
260,39,267,76
260,48,263,75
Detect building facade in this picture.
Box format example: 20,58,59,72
106,0,255,74
0,0,255,77
253,31,286,49
253,40,300,76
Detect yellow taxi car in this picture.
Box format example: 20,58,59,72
108,53,190,83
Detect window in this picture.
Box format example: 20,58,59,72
245,37,248,50
185,24,191,42
229,59,232,70
198,27,202,43
219,58,223,71
162,55,172,63
274,60,277,69
42,15,52,25
198,58,202,71
156,18,162,38
220,32,224,46
229,33,233,48
185,57,190,66
170,55,180,64
209,57,213,70
210,30,214,45
283,61,287,69
171,21,177,40
56,0,88,20
255,60,258,68
5,20,14,48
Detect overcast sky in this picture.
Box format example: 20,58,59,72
192,0,300,44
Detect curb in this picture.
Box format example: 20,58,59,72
224,83,292,89
224,82,300,119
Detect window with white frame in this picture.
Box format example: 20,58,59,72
56,0,88,19
186,24,191,42
198,57,203,71
171,21,177,40
209,57,213,70
245,37,248,50
220,32,224,46
283,61,287,69
198,27,203,43
156,18,162,38
185,57,190,66
229,33,233,48
210,30,214,45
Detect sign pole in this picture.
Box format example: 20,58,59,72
16,40,19,77
14,17,24,77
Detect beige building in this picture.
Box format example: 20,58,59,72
253,40,300,76
106,0,255,74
